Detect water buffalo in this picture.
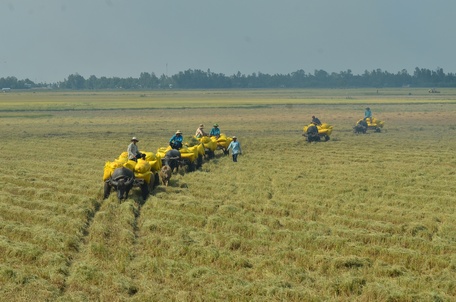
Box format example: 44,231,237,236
159,165,172,186
163,149,182,173
104,167,135,200
306,124,321,142
354,120,368,134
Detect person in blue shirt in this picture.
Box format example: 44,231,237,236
227,136,242,162
169,130,183,150
364,107,372,123
209,123,221,139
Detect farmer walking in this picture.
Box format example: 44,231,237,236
227,136,242,162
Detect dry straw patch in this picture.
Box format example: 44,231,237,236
1,89,456,301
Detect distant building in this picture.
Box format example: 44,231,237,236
2,88,11,92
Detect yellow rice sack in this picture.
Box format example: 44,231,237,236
135,171,152,184
149,160,161,172
123,160,136,171
119,151,128,159
141,151,156,161
197,143,205,156
109,161,122,169
155,153,162,169
115,157,128,165
180,146,196,162
135,159,151,174
217,140,229,149
200,136,211,144
318,128,329,135
204,140,217,151
187,145,199,159
103,161,115,181
181,152,196,162
156,146,172,158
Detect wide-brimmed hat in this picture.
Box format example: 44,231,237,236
175,130,182,134
232,136,237,139
213,123,219,127
131,137,139,142
199,124,204,128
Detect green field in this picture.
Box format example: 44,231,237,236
1,89,456,301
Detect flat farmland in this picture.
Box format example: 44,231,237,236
1,89,456,301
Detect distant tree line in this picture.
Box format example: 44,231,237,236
0,77,35,89
2,67,456,90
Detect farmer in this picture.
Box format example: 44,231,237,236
227,136,242,162
169,130,183,150
209,123,221,139
127,137,145,161
195,124,207,138
364,107,372,123
311,115,322,125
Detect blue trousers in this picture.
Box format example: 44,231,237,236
232,154,238,162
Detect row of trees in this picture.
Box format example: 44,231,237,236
2,67,456,90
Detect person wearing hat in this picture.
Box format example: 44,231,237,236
169,130,183,150
364,107,372,123
195,124,208,138
227,136,242,162
127,137,145,161
311,115,322,126
209,123,221,139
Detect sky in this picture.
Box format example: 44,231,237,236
1,0,455,83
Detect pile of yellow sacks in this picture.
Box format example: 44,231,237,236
198,136,217,152
102,151,162,184
303,123,334,136
360,117,384,129
215,134,233,149
198,134,232,151
156,144,204,164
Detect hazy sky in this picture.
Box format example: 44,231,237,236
1,0,455,83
